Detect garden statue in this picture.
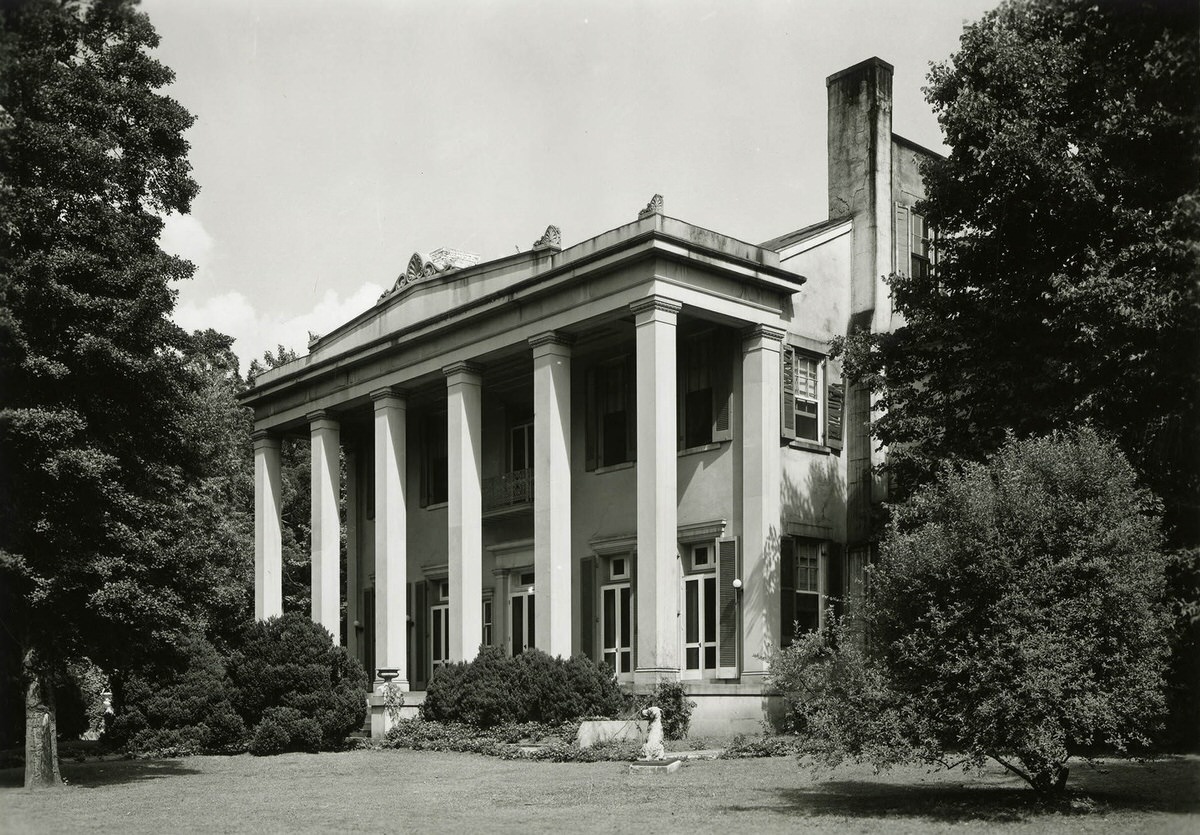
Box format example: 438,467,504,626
640,706,666,761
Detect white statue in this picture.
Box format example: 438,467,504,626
640,706,666,761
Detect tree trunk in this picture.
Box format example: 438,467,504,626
23,650,61,789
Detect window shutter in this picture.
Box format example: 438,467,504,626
826,542,844,622
579,557,596,661
780,537,796,648
625,352,637,462
825,362,844,451
413,581,428,689
712,332,733,442
584,367,597,471
781,345,797,440
895,202,910,276
716,536,740,678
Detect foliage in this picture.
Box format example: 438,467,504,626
383,718,641,762
227,613,367,752
420,646,625,728
719,734,798,759
104,632,245,757
832,0,1200,543
636,680,696,740
768,430,1173,795
0,0,255,783
247,707,322,756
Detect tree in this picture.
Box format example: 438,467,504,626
769,429,1172,796
835,0,1199,541
0,0,212,787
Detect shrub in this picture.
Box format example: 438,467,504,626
248,717,290,757
105,632,245,756
768,429,1173,795
420,647,623,728
228,612,368,752
638,680,696,740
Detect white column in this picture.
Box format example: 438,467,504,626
253,430,283,621
742,325,784,679
631,296,682,683
345,445,360,664
445,362,483,662
530,332,572,657
372,388,409,689
309,410,341,645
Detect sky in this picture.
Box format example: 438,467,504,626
144,0,1001,372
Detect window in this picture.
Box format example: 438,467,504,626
793,354,820,442
682,336,713,448
781,347,844,449
482,598,493,647
683,543,720,678
911,212,934,279
610,557,629,581
678,331,732,450
601,576,633,677
781,538,824,644
510,572,535,656
430,580,449,671
586,356,635,469
510,421,533,472
421,411,448,506
782,347,820,443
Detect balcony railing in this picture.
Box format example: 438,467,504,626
482,468,533,511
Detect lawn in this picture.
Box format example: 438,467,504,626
1,749,1197,834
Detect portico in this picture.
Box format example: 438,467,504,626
243,203,810,734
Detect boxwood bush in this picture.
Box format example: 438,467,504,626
104,632,245,756
421,647,623,728
227,612,368,754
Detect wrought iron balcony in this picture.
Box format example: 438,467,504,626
482,467,533,511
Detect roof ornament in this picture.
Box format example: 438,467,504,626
638,194,664,219
532,224,561,252
384,247,482,297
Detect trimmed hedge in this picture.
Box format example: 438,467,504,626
420,646,624,728
228,612,368,754
105,632,245,756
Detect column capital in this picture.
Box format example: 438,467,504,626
442,360,483,382
528,331,574,352
742,324,787,345
306,409,340,429
629,296,682,318
251,429,281,449
370,386,408,406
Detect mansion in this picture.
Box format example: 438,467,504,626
241,57,936,735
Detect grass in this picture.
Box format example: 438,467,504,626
1,749,1197,834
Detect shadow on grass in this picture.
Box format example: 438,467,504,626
722,757,1200,824
0,758,201,789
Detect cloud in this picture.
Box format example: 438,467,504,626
159,212,214,273
173,282,386,374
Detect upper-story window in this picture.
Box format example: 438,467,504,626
420,410,448,506
677,331,733,450
510,420,533,472
911,212,934,279
585,355,635,469
781,346,844,450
